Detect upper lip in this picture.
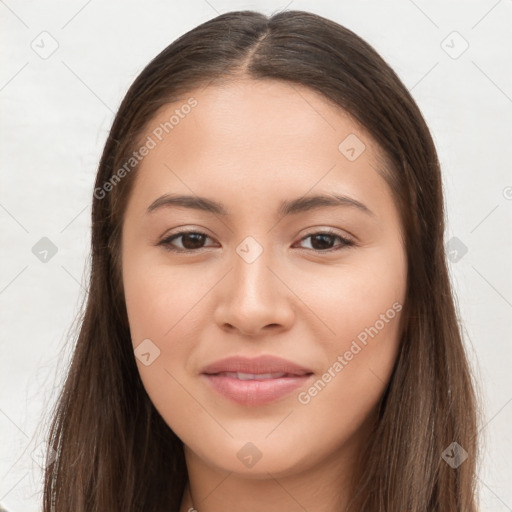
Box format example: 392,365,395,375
201,355,313,376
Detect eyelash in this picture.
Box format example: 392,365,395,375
157,229,355,254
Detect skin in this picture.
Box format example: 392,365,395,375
121,78,407,512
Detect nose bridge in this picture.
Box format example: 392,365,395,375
215,234,293,334
231,234,276,305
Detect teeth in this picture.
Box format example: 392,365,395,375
220,372,288,380
237,372,288,380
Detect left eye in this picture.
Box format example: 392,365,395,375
294,232,354,251
158,230,354,253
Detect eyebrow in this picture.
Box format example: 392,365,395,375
146,193,374,217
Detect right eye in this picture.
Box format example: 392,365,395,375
158,230,217,253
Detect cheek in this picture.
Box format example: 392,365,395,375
295,247,406,431
123,259,213,435
122,251,226,394
123,254,212,344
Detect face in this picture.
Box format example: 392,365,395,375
121,78,407,478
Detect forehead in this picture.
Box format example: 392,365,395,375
128,78,392,218
144,78,371,160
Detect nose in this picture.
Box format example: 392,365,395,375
213,241,295,337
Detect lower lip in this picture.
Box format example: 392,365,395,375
201,373,313,406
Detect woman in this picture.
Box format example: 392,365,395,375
42,10,479,511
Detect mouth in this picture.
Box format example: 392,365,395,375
200,355,314,406
206,371,307,380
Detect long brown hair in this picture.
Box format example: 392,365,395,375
42,10,479,511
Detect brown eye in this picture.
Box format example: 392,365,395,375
158,230,355,254
296,232,354,252
159,231,215,252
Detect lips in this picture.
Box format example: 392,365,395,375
200,355,314,406
213,371,291,380
201,355,313,377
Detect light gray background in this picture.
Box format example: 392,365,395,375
1,0,511,510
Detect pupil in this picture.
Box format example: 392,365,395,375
182,233,205,249
312,234,333,250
